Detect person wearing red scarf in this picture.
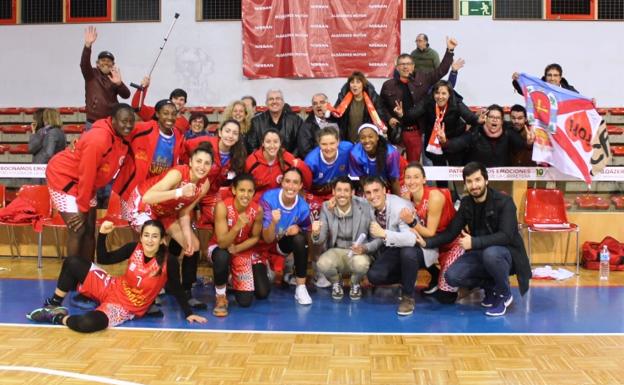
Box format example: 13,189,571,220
330,71,388,143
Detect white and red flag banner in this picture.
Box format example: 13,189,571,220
242,0,401,79
518,73,611,185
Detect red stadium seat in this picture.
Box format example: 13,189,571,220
1,125,30,134
215,106,226,113
8,144,30,154
0,144,8,154
607,125,624,135
62,124,85,134
612,196,624,210
612,146,624,156
596,108,609,115
610,108,624,115
0,108,21,115
21,108,38,114
78,106,87,113
187,106,215,114
524,188,579,274
290,106,302,113
58,107,77,114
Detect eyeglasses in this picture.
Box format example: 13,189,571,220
487,115,502,120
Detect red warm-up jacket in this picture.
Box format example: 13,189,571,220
245,148,312,201
113,120,185,200
46,117,129,212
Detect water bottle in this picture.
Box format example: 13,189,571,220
599,245,610,281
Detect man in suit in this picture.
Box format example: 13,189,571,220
362,176,425,316
312,177,381,301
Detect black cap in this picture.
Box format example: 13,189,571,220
97,51,115,61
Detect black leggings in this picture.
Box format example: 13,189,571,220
66,310,109,333
57,255,91,292
56,257,110,333
278,233,308,278
212,247,270,307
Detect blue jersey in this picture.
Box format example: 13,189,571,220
348,142,401,181
304,141,353,193
149,131,175,177
260,188,311,236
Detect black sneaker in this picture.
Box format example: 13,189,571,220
27,305,68,324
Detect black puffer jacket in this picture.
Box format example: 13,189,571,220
246,104,303,156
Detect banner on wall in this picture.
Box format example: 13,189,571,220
242,0,401,79
517,73,611,186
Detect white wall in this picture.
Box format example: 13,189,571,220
1,0,622,108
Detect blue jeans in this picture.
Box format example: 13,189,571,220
444,246,512,296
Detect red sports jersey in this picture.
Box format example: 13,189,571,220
245,148,312,201
210,197,261,291
79,243,167,317
138,165,207,219
415,186,456,232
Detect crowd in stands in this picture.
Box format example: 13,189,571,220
25,25,558,332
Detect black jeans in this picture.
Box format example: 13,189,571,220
367,245,425,296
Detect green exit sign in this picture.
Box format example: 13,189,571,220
460,0,492,16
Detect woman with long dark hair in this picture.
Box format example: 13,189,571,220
26,219,207,333
184,119,247,224
245,128,311,201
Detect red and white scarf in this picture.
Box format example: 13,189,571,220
326,91,387,134
426,103,447,155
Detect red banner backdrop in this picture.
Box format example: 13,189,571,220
242,0,401,79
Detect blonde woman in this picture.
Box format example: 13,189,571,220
221,100,253,137
29,108,67,165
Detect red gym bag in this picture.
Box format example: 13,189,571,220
582,236,624,270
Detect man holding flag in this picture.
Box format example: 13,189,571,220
517,73,610,185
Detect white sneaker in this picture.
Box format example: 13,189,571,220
314,273,332,288
295,285,312,305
